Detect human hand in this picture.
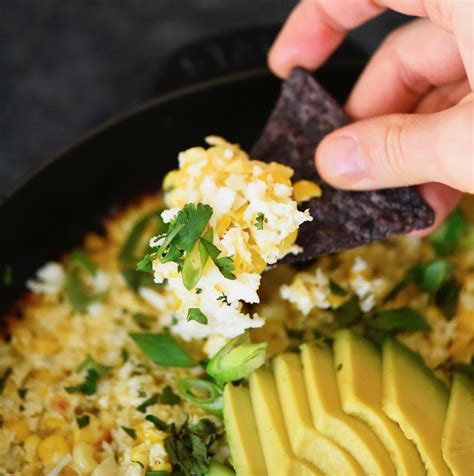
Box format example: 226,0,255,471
269,0,473,233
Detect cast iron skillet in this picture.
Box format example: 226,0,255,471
0,32,367,316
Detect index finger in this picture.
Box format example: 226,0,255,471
269,0,468,79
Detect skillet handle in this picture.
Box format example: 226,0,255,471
153,25,279,94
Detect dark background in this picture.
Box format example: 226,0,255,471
0,0,408,196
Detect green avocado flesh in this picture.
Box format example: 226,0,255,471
301,343,395,476
333,330,425,475
442,373,474,476
223,335,470,476
249,368,321,475
273,353,364,476
383,338,451,475
223,384,267,475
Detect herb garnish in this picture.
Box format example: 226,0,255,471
187,308,208,325
65,251,106,312
254,212,265,230
122,426,137,439
329,279,349,296
129,333,196,368
18,388,28,400
138,204,236,292
0,368,12,394
177,379,224,416
137,394,159,413
121,348,130,362
429,207,468,255
216,293,231,306
76,415,90,429
195,288,202,294
119,210,167,292
132,312,155,330
137,386,180,412
162,418,218,476
64,355,111,395
369,308,431,332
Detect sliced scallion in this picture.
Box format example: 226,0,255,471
177,378,224,416
206,334,267,384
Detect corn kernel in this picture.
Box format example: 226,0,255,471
73,442,97,473
42,415,64,430
281,230,298,250
5,419,31,442
34,333,60,356
216,216,233,237
60,468,77,476
135,421,166,444
38,433,70,466
293,180,322,202
24,434,41,458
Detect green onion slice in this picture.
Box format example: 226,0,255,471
369,308,431,332
129,332,196,367
177,378,224,416
206,334,267,384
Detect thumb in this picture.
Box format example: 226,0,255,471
316,95,474,194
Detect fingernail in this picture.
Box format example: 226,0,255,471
317,136,366,186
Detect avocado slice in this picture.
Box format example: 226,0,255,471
206,460,235,476
223,384,267,475
249,367,322,476
273,353,364,476
442,372,474,476
301,342,395,476
383,338,451,475
333,330,425,476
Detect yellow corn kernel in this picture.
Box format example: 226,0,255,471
34,333,60,356
42,415,64,430
73,442,97,473
33,369,58,384
98,411,114,428
151,462,173,472
135,421,165,444
38,433,70,466
293,180,322,202
249,249,267,274
24,434,41,458
268,162,293,180
327,294,347,308
91,455,118,476
6,419,31,442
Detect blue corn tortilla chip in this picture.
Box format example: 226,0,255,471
252,68,434,262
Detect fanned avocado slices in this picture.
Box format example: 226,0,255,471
441,373,474,476
249,368,322,476
273,353,364,476
383,338,451,475
223,384,267,476
300,343,396,476
333,330,425,476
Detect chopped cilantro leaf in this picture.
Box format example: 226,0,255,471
187,308,208,325
163,418,217,476
195,288,202,294
254,212,265,230
0,368,12,394
200,237,236,280
329,279,349,296
429,207,468,255
336,363,343,371
146,472,170,476
284,326,305,339
334,295,362,326
65,250,105,312
146,414,170,432
435,279,461,319
369,308,431,332
65,356,111,395
121,348,130,362
216,293,230,306
129,333,196,368
132,312,155,330
18,388,28,400
136,394,159,413
76,415,90,429
158,385,180,405
122,426,137,439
